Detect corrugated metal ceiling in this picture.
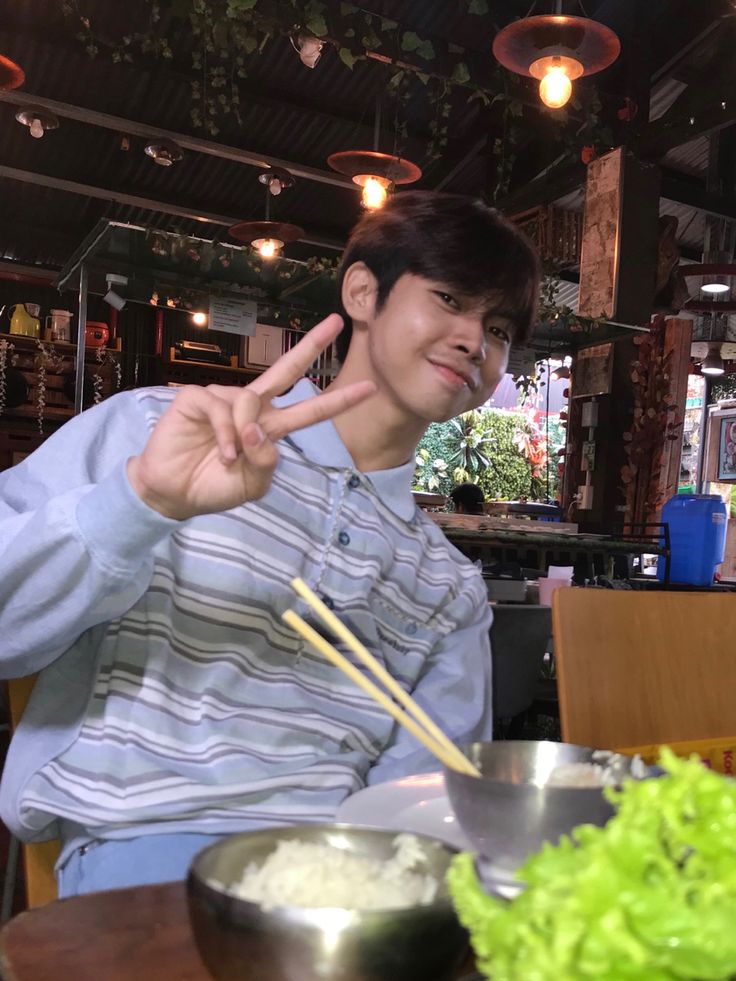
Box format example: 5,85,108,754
0,0,733,271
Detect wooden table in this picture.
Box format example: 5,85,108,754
0,883,207,981
0,883,479,980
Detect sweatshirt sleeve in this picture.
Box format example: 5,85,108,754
0,390,179,678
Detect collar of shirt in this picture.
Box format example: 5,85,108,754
272,378,417,523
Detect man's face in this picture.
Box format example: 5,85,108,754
359,273,516,424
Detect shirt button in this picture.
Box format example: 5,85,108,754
338,531,351,547
348,475,360,489
322,596,335,610
406,623,418,635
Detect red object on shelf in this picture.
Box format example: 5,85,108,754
85,322,109,348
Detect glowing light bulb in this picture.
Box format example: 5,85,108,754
361,176,389,210
539,67,573,109
701,282,730,294
270,179,283,196
191,311,208,326
29,117,45,139
257,239,278,258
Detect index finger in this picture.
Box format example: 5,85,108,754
247,314,344,400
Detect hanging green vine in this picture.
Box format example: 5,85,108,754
59,0,612,182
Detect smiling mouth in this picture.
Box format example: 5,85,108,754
429,361,475,391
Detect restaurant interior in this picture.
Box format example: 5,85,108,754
1,1,736,979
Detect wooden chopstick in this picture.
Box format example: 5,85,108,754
287,578,480,778
282,609,476,775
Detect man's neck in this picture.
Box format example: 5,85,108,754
326,361,426,474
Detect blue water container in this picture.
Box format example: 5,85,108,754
657,494,728,585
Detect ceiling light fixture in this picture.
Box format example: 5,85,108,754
290,33,325,69
0,54,25,91
15,107,59,139
327,151,421,211
144,138,184,167
681,258,736,310
191,311,208,327
258,167,295,197
229,170,304,259
492,5,620,111
103,273,128,311
701,346,725,376
327,93,422,210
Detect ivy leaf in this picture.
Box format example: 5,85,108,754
468,0,489,13
339,46,358,69
304,0,328,36
242,35,257,54
508,99,524,117
451,61,470,85
401,30,421,52
380,17,398,32
226,0,258,12
340,1,355,15
306,14,328,37
417,39,435,60
416,72,429,85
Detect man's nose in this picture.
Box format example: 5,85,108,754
452,317,486,362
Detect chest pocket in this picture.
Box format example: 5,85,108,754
366,600,444,690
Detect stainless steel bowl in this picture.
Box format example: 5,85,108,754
187,823,468,981
444,741,649,889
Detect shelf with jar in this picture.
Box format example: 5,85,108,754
0,332,123,432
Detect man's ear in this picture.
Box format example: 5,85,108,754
341,262,378,326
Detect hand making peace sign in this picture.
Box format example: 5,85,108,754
127,314,374,520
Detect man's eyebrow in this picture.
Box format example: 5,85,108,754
481,307,518,324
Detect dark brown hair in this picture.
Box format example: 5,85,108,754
335,191,541,361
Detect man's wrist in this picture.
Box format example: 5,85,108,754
126,456,181,520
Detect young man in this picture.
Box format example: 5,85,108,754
0,192,540,896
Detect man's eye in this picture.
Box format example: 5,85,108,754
435,291,459,309
487,324,511,343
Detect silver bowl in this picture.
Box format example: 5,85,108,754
444,741,650,890
187,823,468,981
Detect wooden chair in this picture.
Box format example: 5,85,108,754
552,589,736,750
6,677,60,908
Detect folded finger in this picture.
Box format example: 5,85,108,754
261,380,376,441
174,387,240,464
247,314,344,401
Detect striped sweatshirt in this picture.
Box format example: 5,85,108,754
0,380,492,854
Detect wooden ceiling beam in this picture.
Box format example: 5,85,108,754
0,165,345,252
0,90,355,191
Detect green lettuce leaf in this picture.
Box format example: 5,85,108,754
447,750,736,981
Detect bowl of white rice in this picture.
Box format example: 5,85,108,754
187,823,468,981
443,740,655,893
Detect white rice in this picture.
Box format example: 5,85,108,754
546,753,648,788
217,833,439,911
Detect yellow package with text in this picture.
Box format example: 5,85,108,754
617,736,736,775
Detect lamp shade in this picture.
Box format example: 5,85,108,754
492,15,620,79
0,54,24,91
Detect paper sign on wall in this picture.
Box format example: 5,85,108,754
208,296,258,336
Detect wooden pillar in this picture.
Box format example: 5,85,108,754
578,146,660,326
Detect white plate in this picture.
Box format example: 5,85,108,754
336,772,470,850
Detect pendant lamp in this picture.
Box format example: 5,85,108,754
0,54,25,91
229,169,304,259
492,5,620,110
327,94,421,210
327,151,421,210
